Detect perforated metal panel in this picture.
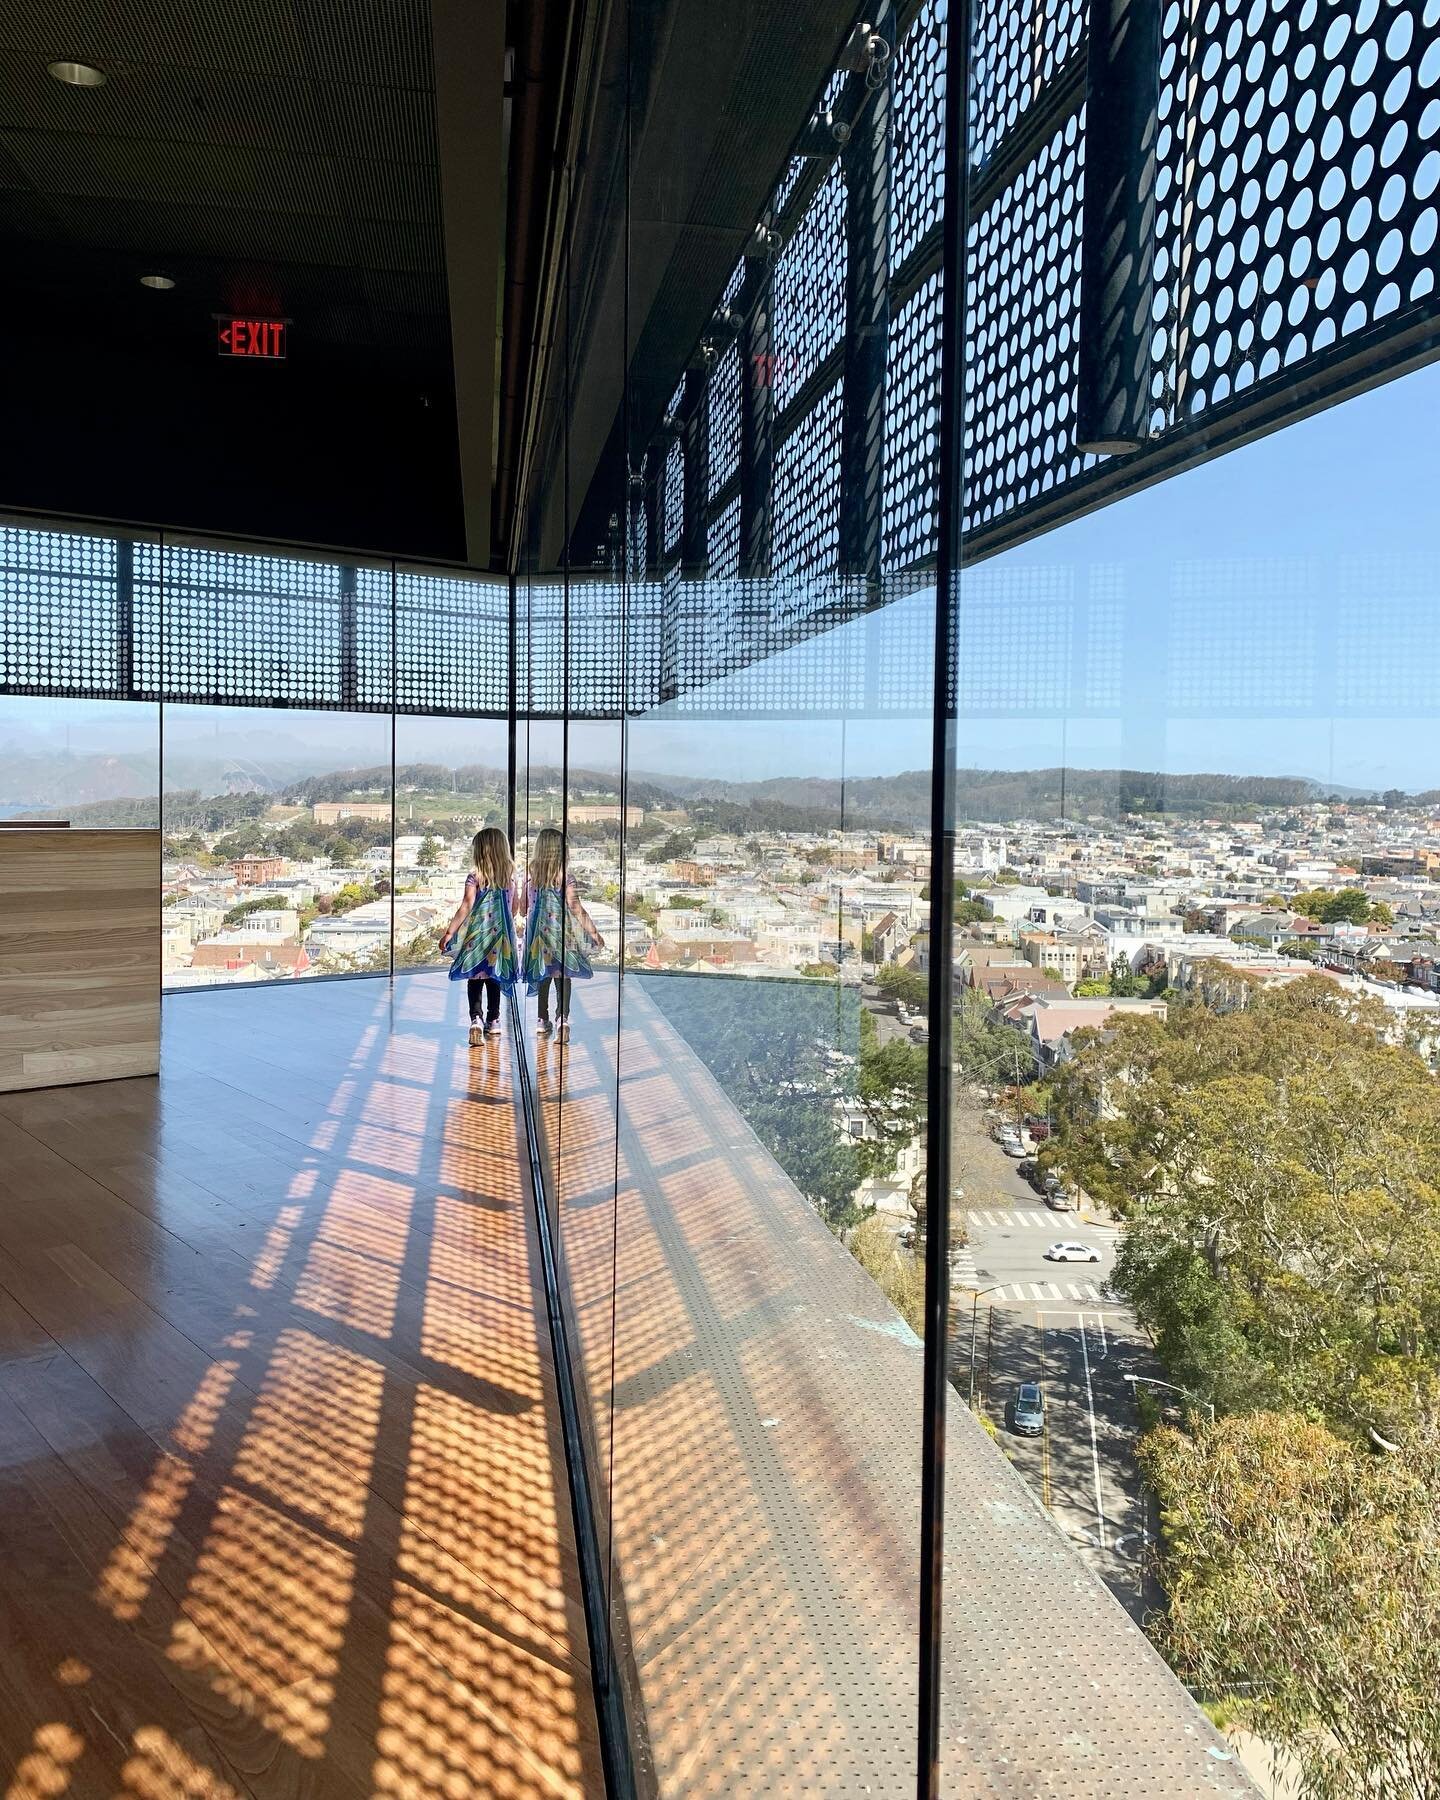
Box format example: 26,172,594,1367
772,161,847,411
969,0,1085,167
772,380,843,579
886,269,943,570
519,578,660,720
1156,0,1440,422
394,569,505,716
668,575,868,714
709,495,741,580
893,0,947,267
965,110,1091,533
155,546,347,707
708,343,743,499
0,523,126,697
963,0,1440,544
663,438,685,555
10,0,1439,733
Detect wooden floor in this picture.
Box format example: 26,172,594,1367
0,974,603,1800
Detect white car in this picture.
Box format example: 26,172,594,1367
1044,1240,1101,1263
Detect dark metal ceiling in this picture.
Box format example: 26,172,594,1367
0,0,450,369
0,0,864,569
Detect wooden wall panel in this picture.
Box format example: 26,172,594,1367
0,829,159,1092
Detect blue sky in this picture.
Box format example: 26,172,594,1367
627,358,1440,788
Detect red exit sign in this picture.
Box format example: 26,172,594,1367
217,317,287,359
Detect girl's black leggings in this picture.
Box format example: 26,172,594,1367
466,976,501,1023
538,975,572,1022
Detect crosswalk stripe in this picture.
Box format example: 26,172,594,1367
1067,1282,1082,1299
1029,1282,1045,1301
1085,1282,1101,1300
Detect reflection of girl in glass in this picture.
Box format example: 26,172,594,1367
441,826,520,1047
522,827,604,1042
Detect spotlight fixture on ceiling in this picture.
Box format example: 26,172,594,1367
47,60,106,87
139,274,176,291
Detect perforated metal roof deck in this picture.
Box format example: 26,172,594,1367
532,976,1258,1796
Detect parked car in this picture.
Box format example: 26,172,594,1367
1024,1116,1053,1141
1044,1187,1076,1212
1001,1136,1026,1159
1017,1158,1038,1184
1044,1240,1100,1263
1011,1382,1045,1436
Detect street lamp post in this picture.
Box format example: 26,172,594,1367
1123,1372,1216,1424
966,1284,1003,1408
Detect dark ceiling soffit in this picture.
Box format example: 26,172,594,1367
495,0,608,571
536,1,863,572
431,0,507,568
529,0,647,571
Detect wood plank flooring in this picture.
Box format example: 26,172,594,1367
0,972,603,1800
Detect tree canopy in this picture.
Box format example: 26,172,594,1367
1054,975,1440,1445
1291,886,1390,926
875,961,928,1012
1141,1411,1440,1795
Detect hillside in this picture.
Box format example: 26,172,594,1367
631,765,1331,825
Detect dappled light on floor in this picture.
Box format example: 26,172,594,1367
168,1484,355,1755
374,1584,589,1800
399,1381,574,1646
3,1723,85,1800
231,1329,384,1537
294,1233,404,1338
95,1451,195,1625
118,1726,243,1798
534,975,921,1793
0,975,600,1798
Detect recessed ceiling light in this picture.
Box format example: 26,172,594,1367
139,274,176,291
48,60,107,87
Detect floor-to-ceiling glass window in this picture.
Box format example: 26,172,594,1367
392,565,510,973
0,523,160,834
940,0,1440,1790
544,0,946,1784
158,543,394,988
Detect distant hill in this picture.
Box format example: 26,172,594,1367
629,765,1334,825
4,744,1392,836
948,767,1324,821
0,748,157,814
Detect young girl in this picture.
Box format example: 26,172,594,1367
440,826,520,1047
521,827,604,1041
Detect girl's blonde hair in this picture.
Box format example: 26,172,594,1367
471,826,513,889
529,826,566,891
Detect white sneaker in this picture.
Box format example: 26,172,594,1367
485,1019,502,1038
467,1022,483,1048
556,1020,571,1043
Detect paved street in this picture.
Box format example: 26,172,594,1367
949,1096,1160,1622
859,979,927,1050
950,1203,1120,1305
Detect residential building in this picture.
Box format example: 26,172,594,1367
230,853,285,885
312,801,390,825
